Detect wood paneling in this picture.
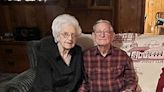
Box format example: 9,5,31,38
144,0,164,35
0,41,29,73
66,9,114,33
0,5,12,34
67,0,144,33
0,3,65,37
0,0,145,37
115,0,145,33
66,0,115,33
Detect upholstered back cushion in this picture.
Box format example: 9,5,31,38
27,40,41,68
76,33,95,51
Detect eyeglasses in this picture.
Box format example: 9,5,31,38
60,32,77,38
94,30,112,36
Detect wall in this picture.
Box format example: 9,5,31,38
0,0,145,38
0,2,65,37
144,0,164,35
66,9,114,34
115,0,145,34
66,0,145,34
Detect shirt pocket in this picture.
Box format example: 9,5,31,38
109,66,125,79
88,68,100,80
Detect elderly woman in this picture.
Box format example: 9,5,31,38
29,14,83,92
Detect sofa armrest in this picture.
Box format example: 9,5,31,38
5,68,36,92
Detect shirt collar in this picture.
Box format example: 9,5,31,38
94,45,113,56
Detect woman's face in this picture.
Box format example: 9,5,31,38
58,24,77,50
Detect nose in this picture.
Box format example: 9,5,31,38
67,34,73,40
100,32,105,37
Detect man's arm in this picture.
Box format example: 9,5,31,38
123,56,138,92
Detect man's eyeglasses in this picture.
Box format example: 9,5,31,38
94,30,112,36
60,32,77,38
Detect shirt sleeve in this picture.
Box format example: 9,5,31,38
123,55,138,92
78,79,89,92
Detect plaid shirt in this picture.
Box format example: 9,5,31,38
79,46,137,92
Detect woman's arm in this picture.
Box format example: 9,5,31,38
31,53,53,92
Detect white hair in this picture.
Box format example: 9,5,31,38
51,14,82,42
93,19,115,40
93,19,114,33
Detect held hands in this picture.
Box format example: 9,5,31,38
122,89,133,92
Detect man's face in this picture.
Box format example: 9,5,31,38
93,22,114,46
58,24,77,50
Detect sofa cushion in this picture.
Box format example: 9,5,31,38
77,33,95,51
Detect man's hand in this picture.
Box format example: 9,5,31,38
122,89,132,92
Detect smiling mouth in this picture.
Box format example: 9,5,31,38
99,39,107,40
66,42,73,44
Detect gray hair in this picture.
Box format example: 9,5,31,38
93,19,115,40
51,14,82,42
93,19,114,33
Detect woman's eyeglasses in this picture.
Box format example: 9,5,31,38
60,32,77,38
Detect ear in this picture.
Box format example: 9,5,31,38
56,33,60,42
91,32,97,46
91,32,95,40
111,32,115,41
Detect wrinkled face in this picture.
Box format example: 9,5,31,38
93,22,114,46
58,24,78,50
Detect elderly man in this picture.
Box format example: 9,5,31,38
79,19,138,92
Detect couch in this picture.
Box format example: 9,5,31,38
5,41,40,92
5,33,164,92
